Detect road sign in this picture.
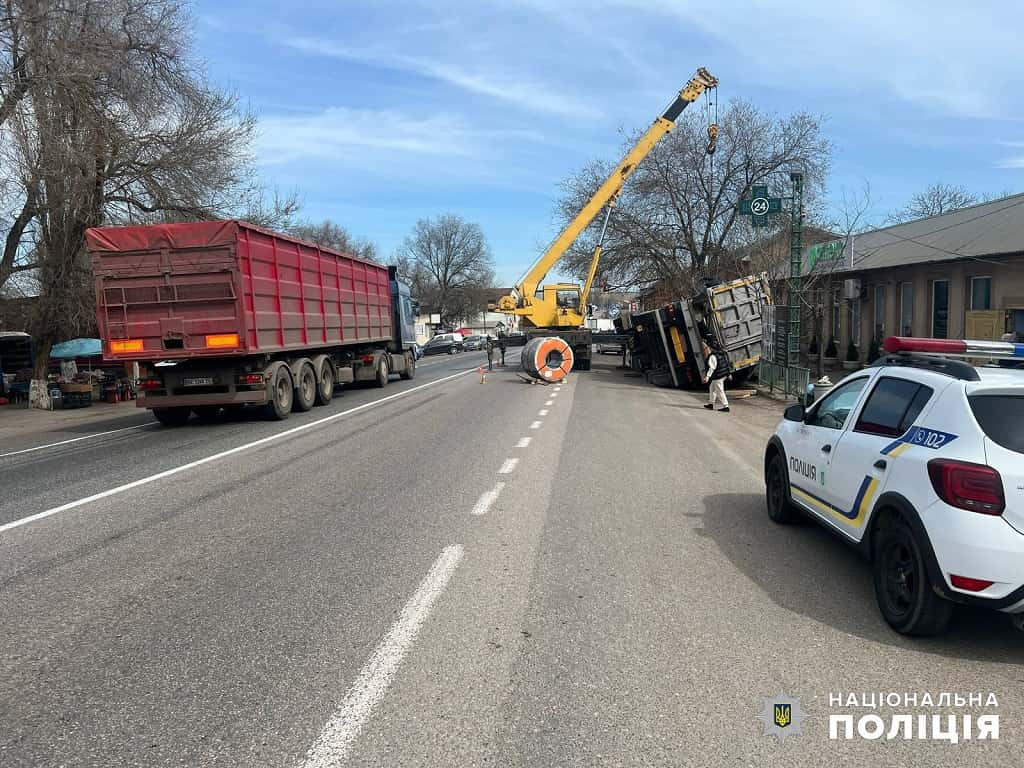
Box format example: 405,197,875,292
608,304,621,319
739,185,783,227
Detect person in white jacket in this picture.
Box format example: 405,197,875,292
701,342,730,413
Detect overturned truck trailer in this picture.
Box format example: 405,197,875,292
624,274,770,389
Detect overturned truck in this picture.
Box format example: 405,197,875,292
622,274,770,389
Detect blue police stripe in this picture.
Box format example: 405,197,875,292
1015,343,1024,358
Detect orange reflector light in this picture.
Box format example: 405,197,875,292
205,333,240,348
110,339,144,353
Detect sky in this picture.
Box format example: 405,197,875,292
194,0,1023,285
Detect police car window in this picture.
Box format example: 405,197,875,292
854,377,932,437
969,395,1024,454
806,377,868,430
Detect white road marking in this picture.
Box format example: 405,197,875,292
544,400,553,406
538,409,549,416
0,423,153,458
550,392,559,398
0,368,477,536
472,482,506,515
529,420,542,430
301,544,463,768
498,457,519,474
515,437,531,448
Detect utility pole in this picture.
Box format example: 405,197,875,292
788,172,804,368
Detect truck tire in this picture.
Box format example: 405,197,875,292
375,357,389,388
313,356,334,405
293,361,316,412
399,351,416,380
152,407,191,428
194,406,222,423
265,365,293,420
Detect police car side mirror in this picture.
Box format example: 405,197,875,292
784,403,806,422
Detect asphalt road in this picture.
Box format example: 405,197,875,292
1,350,1022,767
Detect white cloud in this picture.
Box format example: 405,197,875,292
996,156,1024,169
282,36,598,119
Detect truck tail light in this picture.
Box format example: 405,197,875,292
238,373,264,385
927,459,1004,515
205,333,240,348
950,575,995,592
361,355,375,364
139,378,162,390
111,338,144,353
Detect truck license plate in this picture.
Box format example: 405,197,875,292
182,377,214,386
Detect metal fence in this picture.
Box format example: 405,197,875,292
758,360,810,401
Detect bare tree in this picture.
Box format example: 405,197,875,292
551,100,831,298
887,182,979,223
0,0,295,406
394,214,495,325
288,219,378,261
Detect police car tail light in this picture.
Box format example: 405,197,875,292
950,575,995,592
884,336,1024,359
927,459,1005,515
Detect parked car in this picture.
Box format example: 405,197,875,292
505,332,527,347
422,333,464,356
462,335,485,351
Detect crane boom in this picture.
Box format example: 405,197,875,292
497,68,718,330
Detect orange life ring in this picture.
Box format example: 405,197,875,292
522,336,574,381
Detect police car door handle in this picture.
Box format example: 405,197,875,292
874,459,887,470
821,444,832,454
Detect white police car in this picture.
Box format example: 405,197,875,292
764,336,1024,636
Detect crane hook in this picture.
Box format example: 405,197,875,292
706,123,719,156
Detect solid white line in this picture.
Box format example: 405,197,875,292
530,420,542,430
0,368,477,535
0,423,153,458
301,544,463,768
515,437,531,448
544,400,553,406
471,482,506,516
498,457,519,474
538,409,549,416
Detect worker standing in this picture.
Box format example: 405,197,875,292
498,331,507,367
702,340,730,413
485,335,495,372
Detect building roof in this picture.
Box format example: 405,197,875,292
848,192,1024,273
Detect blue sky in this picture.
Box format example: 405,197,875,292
195,0,1022,285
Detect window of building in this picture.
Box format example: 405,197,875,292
850,298,861,346
932,280,949,339
873,285,886,341
899,282,914,336
970,276,992,310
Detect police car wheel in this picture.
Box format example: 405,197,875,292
872,517,952,636
765,453,799,524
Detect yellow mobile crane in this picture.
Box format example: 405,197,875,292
497,67,718,370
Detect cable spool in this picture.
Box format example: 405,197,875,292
522,336,574,382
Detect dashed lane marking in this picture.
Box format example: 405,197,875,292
515,437,531,448
529,421,542,430
301,545,464,768
538,409,549,416
498,458,519,474
471,482,506,516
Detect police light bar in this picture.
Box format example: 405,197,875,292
883,336,1024,359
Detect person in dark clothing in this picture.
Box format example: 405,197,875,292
497,332,507,367
485,336,495,371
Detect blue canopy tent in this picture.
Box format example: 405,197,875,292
49,338,102,359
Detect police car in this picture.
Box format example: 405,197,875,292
764,336,1024,636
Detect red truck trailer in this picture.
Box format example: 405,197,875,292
87,220,418,426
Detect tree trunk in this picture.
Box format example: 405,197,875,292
29,338,53,410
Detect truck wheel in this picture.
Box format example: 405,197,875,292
399,351,416,380
293,362,316,412
375,357,389,388
265,365,293,420
314,359,335,405
152,407,190,428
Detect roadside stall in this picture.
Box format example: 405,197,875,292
47,338,135,408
